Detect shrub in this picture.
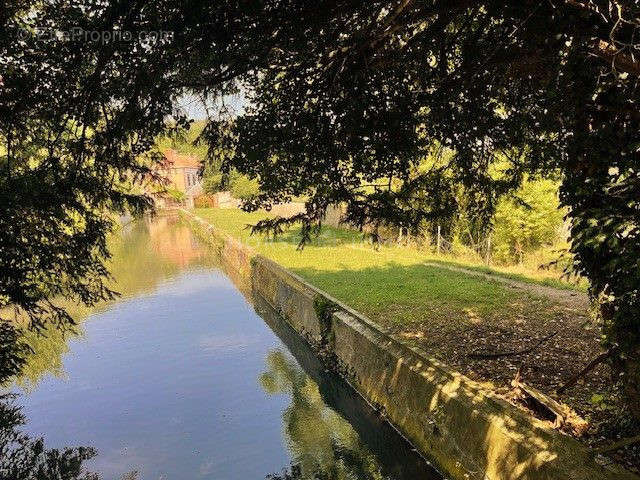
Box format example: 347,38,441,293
492,178,565,263
202,173,224,194
166,188,185,203
230,174,260,200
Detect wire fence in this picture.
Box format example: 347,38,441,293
433,226,492,265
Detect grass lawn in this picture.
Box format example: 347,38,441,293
194,207,586,289
192,207,591,339
194,208,526,323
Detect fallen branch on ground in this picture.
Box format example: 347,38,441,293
594,434,640,453
511,370,589,435
556,346,618,394
467,331,558,359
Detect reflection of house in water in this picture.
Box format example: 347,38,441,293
152,149,203,208
147,216,204,267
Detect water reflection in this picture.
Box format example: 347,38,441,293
2,215,209,479
15,215,213,390
0,393,99,480
261,350,388,479
3,215,440,480
255,295,439,480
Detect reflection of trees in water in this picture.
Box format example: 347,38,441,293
1,216,205,478
260,350,387,480
0,394,98,480
15,327,71,391
12,216,210,390
0,396,140,480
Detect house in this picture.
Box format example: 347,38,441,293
160,148,202,193
148,149,203,208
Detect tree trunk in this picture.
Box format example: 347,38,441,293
622,347,640,419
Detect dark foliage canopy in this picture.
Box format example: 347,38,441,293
0,0,317,380
1,0,175,379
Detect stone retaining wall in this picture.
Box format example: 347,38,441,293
180,209,638,480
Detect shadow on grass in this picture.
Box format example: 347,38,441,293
422,257,587,292
256,224,365,248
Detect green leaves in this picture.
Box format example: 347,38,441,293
207,1,640,412
3,0,640,414
492,178,565,263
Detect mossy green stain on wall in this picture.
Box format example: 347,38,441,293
313,295,337,345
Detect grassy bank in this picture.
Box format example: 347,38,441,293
194,206,584,284
193,208,586,330
189,208,604,412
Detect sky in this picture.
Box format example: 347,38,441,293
176,92,247,120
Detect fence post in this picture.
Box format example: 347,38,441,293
436,225,441,255
485,232,491,265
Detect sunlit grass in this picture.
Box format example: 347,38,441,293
192,208,581,330
193,208,585,288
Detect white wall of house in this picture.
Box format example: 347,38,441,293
183,167,201,189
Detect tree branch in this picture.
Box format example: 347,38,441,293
468,331,558,359
556,346,618,394
590,38,640,77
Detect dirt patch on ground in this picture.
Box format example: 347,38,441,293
388,270,639,474
422,261,589,311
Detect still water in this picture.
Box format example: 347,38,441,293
11,215,442,480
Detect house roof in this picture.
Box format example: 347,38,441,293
162,149,201,169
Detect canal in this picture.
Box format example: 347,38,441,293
10,215,443,480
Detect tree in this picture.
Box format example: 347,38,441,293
0,0,183,380
0,0,320,384
220,1,640,416
492,178,565,264
0,0,316,385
